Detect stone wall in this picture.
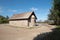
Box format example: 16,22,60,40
9,20,28,27
9,15,36,27
29,15,36,27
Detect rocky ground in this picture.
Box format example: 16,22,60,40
0,24,55,40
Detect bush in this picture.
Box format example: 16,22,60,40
0,15,9,24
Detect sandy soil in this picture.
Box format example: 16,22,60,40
0,24,55,40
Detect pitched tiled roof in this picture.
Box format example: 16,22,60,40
9,12,36,20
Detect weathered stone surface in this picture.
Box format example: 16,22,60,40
9,12,37,27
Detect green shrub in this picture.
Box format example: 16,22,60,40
0,15,9,24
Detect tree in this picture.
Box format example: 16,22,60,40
0,15,9,24
5,16,9,23
48,0,60,25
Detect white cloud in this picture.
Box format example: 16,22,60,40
8,9,17,12
30,7,38,11
12,10,17,12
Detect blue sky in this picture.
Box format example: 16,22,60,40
0,0,52,21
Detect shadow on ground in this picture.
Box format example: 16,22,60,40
33,28,60,40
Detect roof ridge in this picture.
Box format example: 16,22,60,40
14,11,33,15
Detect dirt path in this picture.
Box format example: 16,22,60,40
0,24,55,40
